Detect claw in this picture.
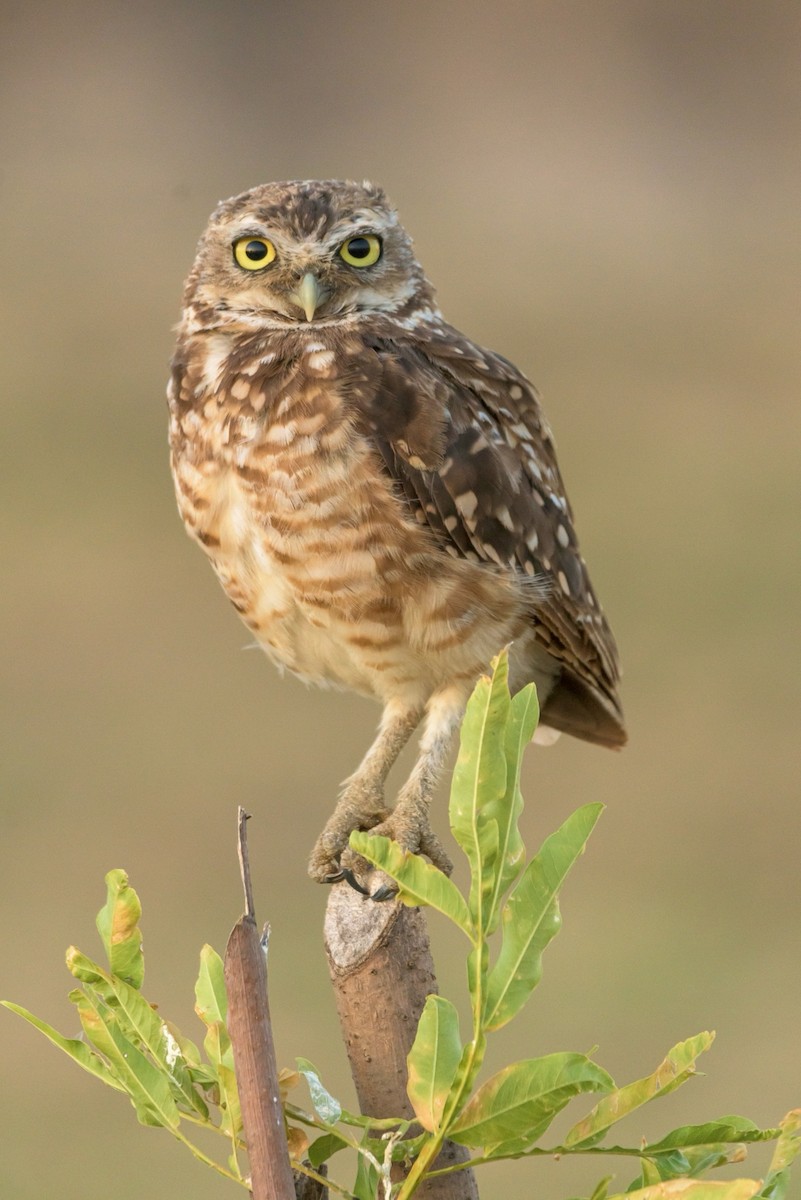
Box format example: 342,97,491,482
341,867,371,897
371,883,397,903
324,869,346,884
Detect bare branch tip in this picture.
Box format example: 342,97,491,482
236,806,256,920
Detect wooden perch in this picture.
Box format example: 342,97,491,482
224,808,297,1200
325,886,479,1199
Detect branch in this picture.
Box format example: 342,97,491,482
325,885,478,1199
224,807,296,1200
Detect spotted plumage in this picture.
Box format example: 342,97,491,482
168,179,625,895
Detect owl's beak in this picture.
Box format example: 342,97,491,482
290,272,324,321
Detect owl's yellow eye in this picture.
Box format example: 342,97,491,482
233,237,277,270
339,235,382,268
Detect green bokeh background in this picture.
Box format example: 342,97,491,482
2,3,799,1197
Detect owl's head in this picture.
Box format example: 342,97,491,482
183,180,436,328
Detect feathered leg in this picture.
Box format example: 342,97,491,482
348,685,468,899
308,701,423,884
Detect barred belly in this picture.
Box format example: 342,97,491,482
171,422,530,708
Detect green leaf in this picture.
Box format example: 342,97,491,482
1,1000,125,1092
203,1016,234,1073
95,869,144,989
218,1060,243,1143
406,995,463,1132
353,1152,380,1200
589,1176,613,1200
163,1020,218,1089
449,1052,614,1154
644,1116,775,1155
204,1021,241,1138
68,947,209,1117
483,803,603,1031
639,1159,664,1187
65,946,109,986
71,988,180,1129
620,1142,759,1187
482,681,539,934
194,944,227,1027
107,973,209,1118
449,651,511,930
669,1145,746,1178
348,833,474,938
607,1182,762,1200
564,1032,715,1147
297,1058,343,1125
158,1021,210,1118
759,1109,801,1199
308,1132,348,1169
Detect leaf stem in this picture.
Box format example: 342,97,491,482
179,1108,243,1142
170,1126,248,1185
398,693,500,1199
423,1140,736,1179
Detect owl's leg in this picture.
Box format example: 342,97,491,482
353,684,468,900
308,701,423,885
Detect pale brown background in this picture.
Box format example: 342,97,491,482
2,2,799,1198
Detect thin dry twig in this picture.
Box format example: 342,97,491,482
237,806,256,919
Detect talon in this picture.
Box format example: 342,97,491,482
371,883,397,903
324,869,346,884
341,868,371,896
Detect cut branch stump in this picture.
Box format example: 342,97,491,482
325,885,479,1199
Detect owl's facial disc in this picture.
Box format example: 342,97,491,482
192,189,436,327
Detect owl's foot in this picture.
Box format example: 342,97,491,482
309,797,453,900
340,799,454,901
307,786,390,887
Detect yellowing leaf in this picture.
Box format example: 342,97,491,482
65,947,106,985
608,1181,762,1200
564,1032,715,1147
278,1067,301,1099
406,996,462,1132
95,869,144,988
761,1108,801,1199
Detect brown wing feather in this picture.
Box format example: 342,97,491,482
355,321,626,747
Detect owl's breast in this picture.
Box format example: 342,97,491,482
169,334,532,705
170,349,415,694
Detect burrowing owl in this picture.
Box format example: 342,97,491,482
168,180,625,898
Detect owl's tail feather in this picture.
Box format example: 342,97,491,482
540,672,628,750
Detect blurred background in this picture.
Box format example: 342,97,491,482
2,2,799,1197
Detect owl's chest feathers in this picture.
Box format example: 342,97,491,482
171,340,528,700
